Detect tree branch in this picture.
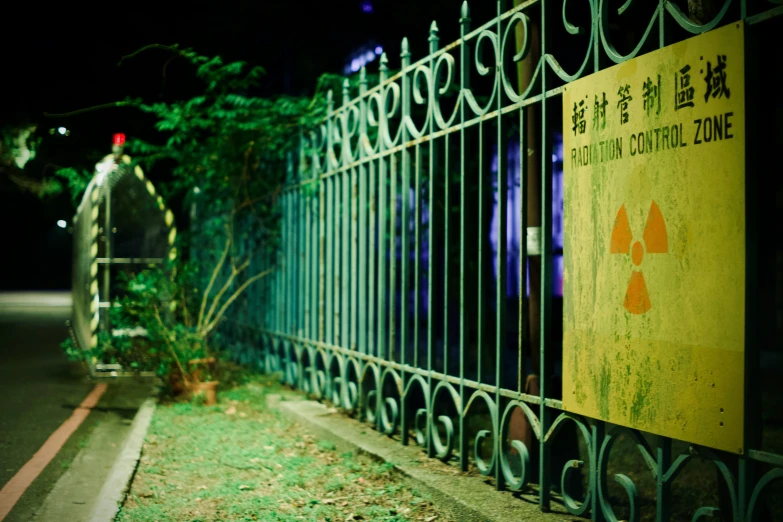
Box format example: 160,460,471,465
154,306,188,384
203,268,274,337
117,44,188,67
201,258,250,333
43,101,136,118
197,225,231,331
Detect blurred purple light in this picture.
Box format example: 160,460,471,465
489,132,565,297
361,1,373,13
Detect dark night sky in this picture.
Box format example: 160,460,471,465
2,0,778,291
0,0,497,290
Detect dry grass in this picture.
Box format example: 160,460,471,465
116,380,452,522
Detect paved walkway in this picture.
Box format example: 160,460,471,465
0,292,153,522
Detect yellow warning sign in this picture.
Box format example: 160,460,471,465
562,22,745,453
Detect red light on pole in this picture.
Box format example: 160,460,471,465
113,133,126,146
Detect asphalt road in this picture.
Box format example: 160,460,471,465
0,292,96,521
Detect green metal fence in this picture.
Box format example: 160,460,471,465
221,1,783,520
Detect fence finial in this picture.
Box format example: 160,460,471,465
461,0,470,21
401,37,410,58
359,66,367,85
379,52,389,82
342,78,350,105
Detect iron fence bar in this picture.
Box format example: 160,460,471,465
390,152,398,364
400,37,412,446
312,178,319,343
358,69,369,355
538,0,553,509
302,161,309,340
95,258,164,264
494,0,507,491
276,195,283,334
656,436,672,522
414,142,421,373
335,167,342,348
458,0,471,473
427,20,440,460
377,54,389,364
746,5,783,24
740,16,760,522
477,120,485,386
326,91,336,346
318,139,327,342
368,138,377,358
284,190,289,335
284,191,290,334
286,180,291,335
291,189,297,335
325,171,334,345
300,180,306,337
301,133,310,340
341,79,352,355
293,172,298,336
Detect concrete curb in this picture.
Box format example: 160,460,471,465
271,396,579,522
88,398,156,522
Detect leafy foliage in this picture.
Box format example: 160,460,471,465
0,123,64,198
53,166,92,205
56,44,337,390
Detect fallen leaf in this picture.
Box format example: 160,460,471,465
197,485,208,490
239,412,247,418
264,445,275,451
239,484,251,491
195,497,202,502
424,516,437,522
225,406,237,415
341,501,348,506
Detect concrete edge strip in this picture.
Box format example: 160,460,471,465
271,397,574,522
88,398,156,522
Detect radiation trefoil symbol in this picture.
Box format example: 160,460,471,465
610,201,668,314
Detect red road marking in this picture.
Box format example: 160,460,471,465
0,383,107,521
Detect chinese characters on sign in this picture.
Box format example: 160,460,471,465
563,22,745,454
675,65,695,110
593,92,608,130
643,75,661,116
703,54,731,102
575,59,733,131
617,84,632,124
572,97,587,135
